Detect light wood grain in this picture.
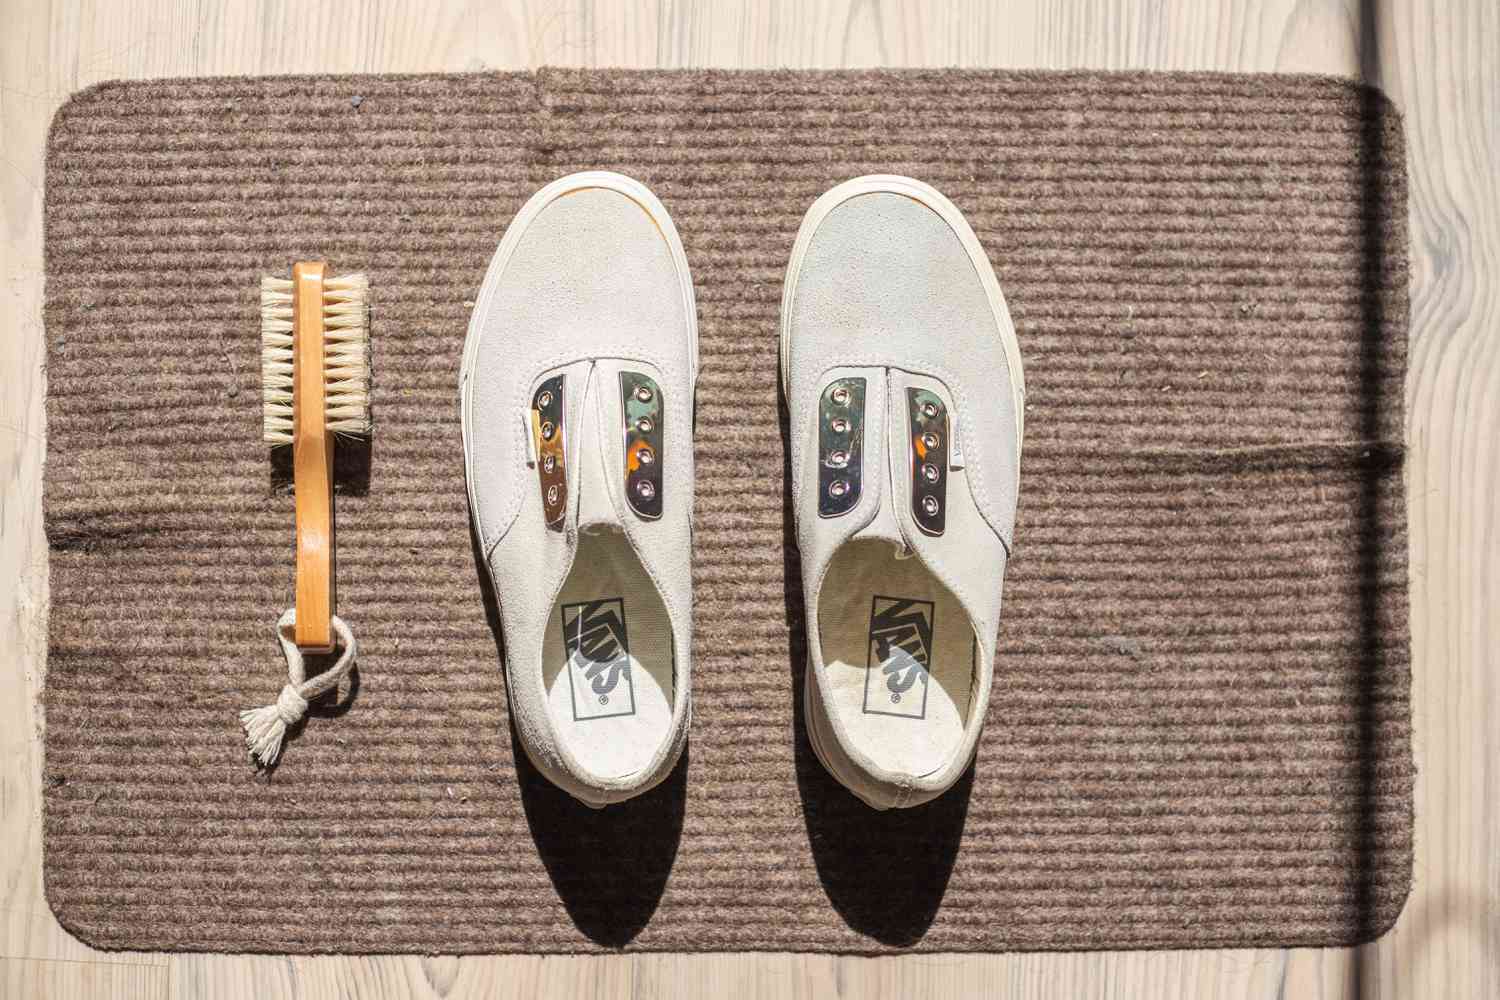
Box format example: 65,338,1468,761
0,958,167,1000
291,261,335,652
2,1,1495,997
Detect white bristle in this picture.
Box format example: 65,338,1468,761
260,276,296,445
259,272,371,445
321,273,371,436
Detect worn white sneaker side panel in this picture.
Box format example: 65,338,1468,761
461,172,696,807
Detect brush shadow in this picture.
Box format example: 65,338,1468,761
467,516,684,946
269,435,371,495
778,389,969,946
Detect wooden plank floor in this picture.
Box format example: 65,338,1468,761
2,2,1494,997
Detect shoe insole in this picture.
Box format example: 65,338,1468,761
542,529,675,782
817,539,975,777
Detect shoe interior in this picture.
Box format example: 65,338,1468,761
817,539,975,778
542,528,675,782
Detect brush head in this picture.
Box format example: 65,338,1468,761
260,272,371,445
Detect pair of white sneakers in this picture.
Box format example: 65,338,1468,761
461,172,1024,810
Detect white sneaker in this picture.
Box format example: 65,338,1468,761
781,176,1024,810
461,172,696,807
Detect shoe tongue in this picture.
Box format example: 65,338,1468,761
851,477,909,553
575,367,627,535
846,371,912,556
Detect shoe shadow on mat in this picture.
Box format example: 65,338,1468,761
512,732,687,946
467,519,685,947
778,396,971,947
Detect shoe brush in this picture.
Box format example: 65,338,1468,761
240,263,369,767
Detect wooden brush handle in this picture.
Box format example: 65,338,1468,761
292,261,335,653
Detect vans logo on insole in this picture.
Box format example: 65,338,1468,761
561,598,637,721
863,596,933,720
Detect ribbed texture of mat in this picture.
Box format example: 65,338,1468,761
42,69,1410,953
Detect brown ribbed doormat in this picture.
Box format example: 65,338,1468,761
42,69,1412,954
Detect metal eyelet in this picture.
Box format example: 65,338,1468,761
908,388,948,536
532,375,567,530
622,372,663,519
819,378,865,517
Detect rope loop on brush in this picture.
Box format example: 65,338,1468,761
239,609,356,767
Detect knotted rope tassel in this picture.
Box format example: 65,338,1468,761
240,609,357,767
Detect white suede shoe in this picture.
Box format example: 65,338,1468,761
781,176,1024,810
461,172,696,807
